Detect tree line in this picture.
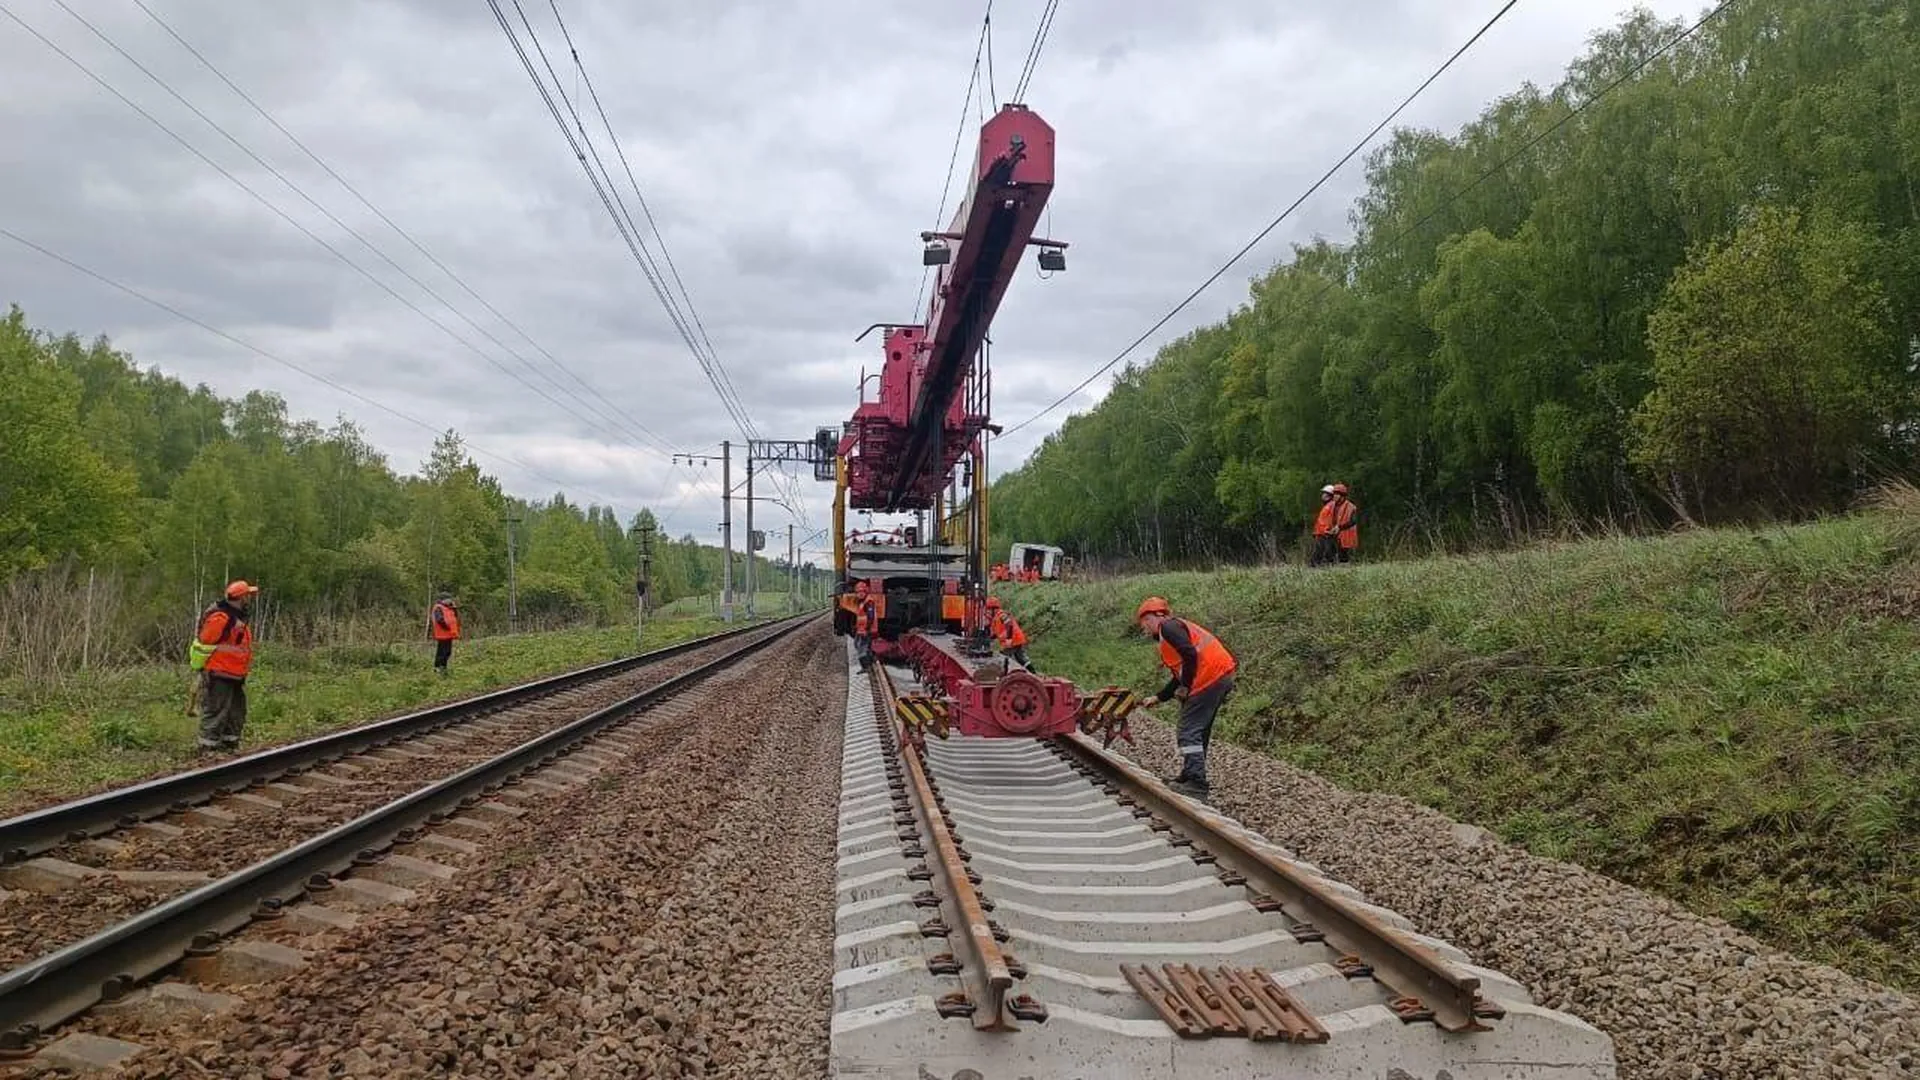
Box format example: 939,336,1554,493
1,305,800,676
991,0,1920,563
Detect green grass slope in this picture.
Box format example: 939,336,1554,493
0,612,742,812
1003,511,1919,990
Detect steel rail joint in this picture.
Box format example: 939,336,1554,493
1058,732,1487,1033
871,665,1018,1031
0,614,811,863
0,614,820,1038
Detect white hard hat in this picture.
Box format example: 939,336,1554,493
1320,484,1337,495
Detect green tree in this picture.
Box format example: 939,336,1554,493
1630,206,1897,517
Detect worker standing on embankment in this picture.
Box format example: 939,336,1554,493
1134,596,1236,801
190,580,259,754
1310,482,1359,566
430,594,461,676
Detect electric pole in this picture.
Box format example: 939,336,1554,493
502,514,520,634
788,523,796,613
745,447,756,619
636,520,653,649
721,440,733,624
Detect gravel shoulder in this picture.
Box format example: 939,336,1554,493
1118,713,1919,1080
90,625,843,1080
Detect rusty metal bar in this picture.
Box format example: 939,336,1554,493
1060,732,1487,1033
871,665,1018,1031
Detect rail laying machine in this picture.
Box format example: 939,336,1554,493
815,102,1136,749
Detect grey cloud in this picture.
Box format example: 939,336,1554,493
0,0,1704,545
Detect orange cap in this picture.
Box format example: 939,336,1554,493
225,580,260,600
1135,596,1170,620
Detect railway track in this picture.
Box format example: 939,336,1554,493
0,614,816,1065
832,649,1620,1079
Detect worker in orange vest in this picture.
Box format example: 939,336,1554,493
985,596,1032,670
429,595,461,676
1310,482,1359,566
188,580,259,753
852,581,878,672
1134,596,1236,800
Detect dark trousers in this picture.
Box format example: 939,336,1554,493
854,635,874,670
1005,645,1031,670
434,638,454,671
197,673,247,749
1175,675,1234,786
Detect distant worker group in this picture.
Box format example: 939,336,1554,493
1311,482,1359,566
186,581,472,755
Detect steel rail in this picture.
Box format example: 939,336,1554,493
0,614,812,864
1056,731,1488,1032
0,614,819,1041
870,663,1019,1030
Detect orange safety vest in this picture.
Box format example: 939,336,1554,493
853,599,877,636
1157,617,1234,694
197,603,254,680
430,602,461,641
1315,499,1359,549
991,610,1027,648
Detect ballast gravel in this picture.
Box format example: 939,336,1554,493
103,625,843,1080
1121,715,1918,1080
4,629,788,972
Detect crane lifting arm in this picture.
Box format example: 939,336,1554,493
841,103,1061,512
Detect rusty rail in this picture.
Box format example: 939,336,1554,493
869,664,1020,1031
1058,732,1490,1032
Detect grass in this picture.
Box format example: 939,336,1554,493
1003,508,1920,991
0,612,742,813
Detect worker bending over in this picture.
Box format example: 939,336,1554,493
1134,596,1236,800
190,580,259,754
1310,482,1359,566
985,597,1032,670
429,595,461,675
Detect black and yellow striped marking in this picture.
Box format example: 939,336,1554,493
1076,686,1139,746
895,695,953,740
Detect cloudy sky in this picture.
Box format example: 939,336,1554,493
0,0,1703,563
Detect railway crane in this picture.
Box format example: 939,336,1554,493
824,102,1133,746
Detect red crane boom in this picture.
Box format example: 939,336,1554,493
842,103,1060,511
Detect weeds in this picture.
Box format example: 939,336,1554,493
1005,511,1920,990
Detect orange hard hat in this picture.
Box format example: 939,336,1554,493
1135,596,1170,621
225,580,260,600
1330,482,1350,495
985,597,1002,609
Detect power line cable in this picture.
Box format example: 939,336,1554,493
1,226,627,507
504,0,759,442
1010,0,1060,103
3,0,669,460
125,0,680,457
1001,0,1524,437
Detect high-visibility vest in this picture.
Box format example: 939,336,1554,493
1157,617,1234,694
853,599,877,636
1315,499,1359,548
992,611,1027,648
193,603,253,679
431,602,461,641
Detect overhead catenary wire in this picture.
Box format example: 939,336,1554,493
124,0,680,458
1001,0,1524,437
2,0,674,461
498,0,759,444
912,2,994,324
1010,0,1060,104
1,226,628,508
